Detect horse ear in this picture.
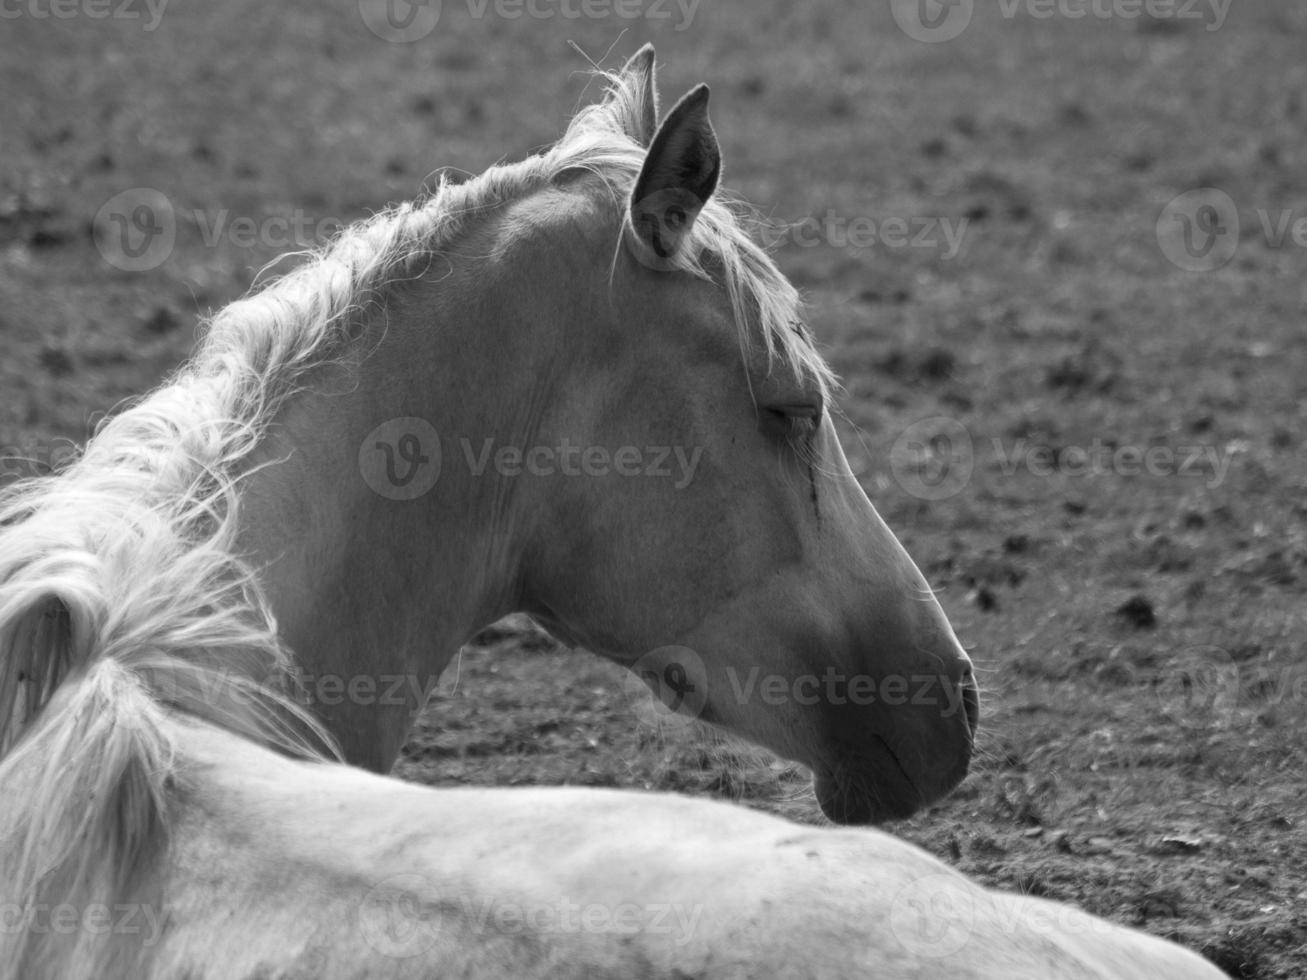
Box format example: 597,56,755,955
628,84,721,262
620,43,659,146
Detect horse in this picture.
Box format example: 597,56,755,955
0,48,1226,980
1,45,977,826
0,638,1226,977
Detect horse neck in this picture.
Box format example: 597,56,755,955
232,279,545,770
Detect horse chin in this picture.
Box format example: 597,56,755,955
813,747,924,825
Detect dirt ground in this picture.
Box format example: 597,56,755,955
3,1,1306,976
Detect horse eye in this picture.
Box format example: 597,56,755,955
763,403,823,443
768,395,824,422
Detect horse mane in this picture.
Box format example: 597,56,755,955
0,421,338,973
0,55,833,977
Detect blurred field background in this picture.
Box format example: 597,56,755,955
3,1,1307,975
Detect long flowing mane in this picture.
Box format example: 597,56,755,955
0,61,832,976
